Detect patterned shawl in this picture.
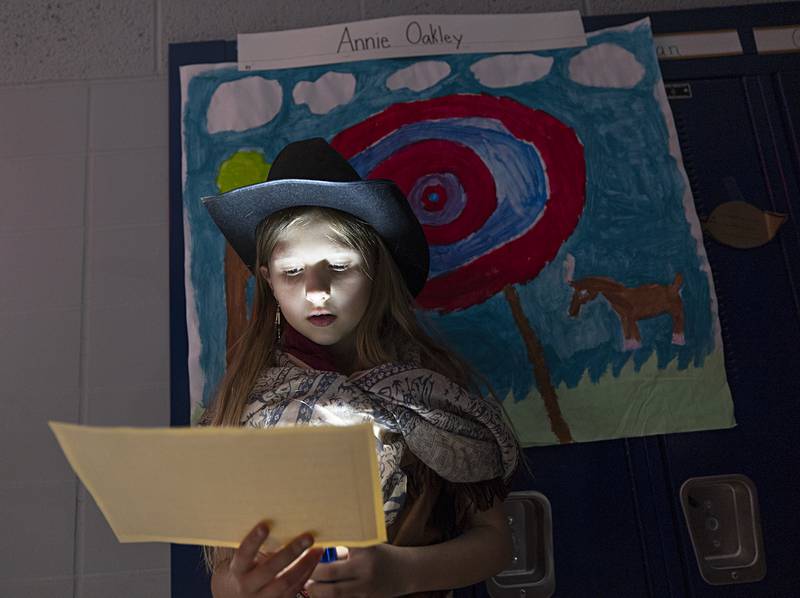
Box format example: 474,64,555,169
241,351,519,526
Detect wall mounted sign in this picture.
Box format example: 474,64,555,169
238,12,586,71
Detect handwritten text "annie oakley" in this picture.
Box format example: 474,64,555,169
337,21,464,54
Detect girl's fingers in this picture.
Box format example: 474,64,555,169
230,522,270,576
305,579,362,598
263,547,324,596
254,550,276,564
243,533,315,592
309,559,356,583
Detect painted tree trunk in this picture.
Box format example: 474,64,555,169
503,284,574,444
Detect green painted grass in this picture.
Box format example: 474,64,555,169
505,349,735,447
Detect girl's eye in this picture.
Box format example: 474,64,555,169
283,267,304,276
330,264,349,272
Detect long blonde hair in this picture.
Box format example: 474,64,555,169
203,206,476,571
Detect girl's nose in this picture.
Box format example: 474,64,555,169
306,289,331,306
304,266,332,305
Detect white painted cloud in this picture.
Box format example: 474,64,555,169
470,54,553,88
386,61,451,92
206,77,282,134
293,72,356,115
568,43,645,89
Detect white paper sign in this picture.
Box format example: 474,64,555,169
238,12,586,71
754,26,800,54
653,30,742,60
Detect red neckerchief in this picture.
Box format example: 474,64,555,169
280,321,339,372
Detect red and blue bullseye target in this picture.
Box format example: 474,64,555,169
369,138,496,246
331,94,585,312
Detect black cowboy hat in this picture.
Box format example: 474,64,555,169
202,138,430,297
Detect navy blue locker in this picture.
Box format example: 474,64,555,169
658,74,800,598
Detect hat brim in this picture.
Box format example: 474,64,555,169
202,179,430,297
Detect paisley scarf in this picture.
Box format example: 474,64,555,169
241,350,519,526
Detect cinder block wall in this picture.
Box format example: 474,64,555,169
0,1,778,596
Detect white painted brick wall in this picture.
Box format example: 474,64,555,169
0,0,786,596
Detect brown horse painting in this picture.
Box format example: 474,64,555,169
565,255,685,350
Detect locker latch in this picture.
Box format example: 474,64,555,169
486,491,555,598
680,474,766,585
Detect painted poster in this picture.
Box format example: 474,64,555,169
178,19,735,446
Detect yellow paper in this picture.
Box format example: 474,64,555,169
49,421,386,549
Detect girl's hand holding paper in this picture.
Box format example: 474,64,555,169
211,522,323,598
306,545,407,598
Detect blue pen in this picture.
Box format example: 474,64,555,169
320,547,337,563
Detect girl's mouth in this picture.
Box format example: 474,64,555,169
308,314,336,327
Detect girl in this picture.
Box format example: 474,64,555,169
201,138,520,597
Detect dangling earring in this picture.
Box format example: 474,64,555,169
274,306,282,343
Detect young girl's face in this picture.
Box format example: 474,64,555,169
260,215,372,356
